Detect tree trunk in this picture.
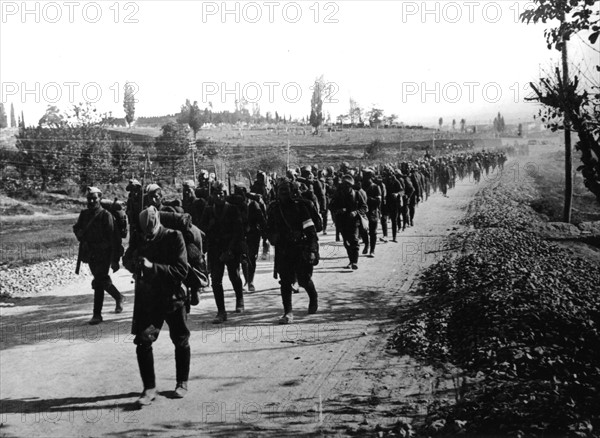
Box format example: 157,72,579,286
562,37,572,224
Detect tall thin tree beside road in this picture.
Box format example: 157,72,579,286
10,103,16,128
309,75,325,135
123,81,136,128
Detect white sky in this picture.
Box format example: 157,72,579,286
1,0,598,127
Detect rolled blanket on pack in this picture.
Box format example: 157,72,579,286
159,211,204,251
159,211,192,233
162,199,184,213
159,212,208,292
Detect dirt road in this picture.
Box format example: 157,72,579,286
0,176,484,438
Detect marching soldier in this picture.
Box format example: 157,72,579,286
408,168,422,227
199,181,245,323
383,171,403,242
361,168,381,257
229,182,267,293
73,187,125,325
329,175,367,270
251,171,272,260
266,179,319,324
125,206,190,405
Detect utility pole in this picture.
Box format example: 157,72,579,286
189,139,197,181
286,139,290,170
141,150,149,209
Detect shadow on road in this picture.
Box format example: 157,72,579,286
0,392,140,415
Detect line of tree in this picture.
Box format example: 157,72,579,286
2,103,199,192
334,100,398,129
3,101,283,193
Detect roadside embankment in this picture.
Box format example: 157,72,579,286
388,158,600,437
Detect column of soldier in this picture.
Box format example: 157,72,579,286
72,149,507,406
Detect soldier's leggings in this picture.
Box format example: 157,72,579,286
409,203,416,227
277,251,317,314
134,303,191,389
341,221,360,264
388,206,400,240
245,232,261,285
362,219,378,254
400,204,410,230
89,257,120,316
321,205,329,232
380,214,388,238
209,253,244,313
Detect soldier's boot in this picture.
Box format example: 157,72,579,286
279,313,293,324
280,287,293,324
381,216,388,238
306,284,318,315
88,315,103,325
231,273,245,313
235,291,245,313
89,288,104,324
107,285,125,313
212,286,227,324
174,381,188,399
136,344,156,405
247,270,256,293
137,388,156,406
241,258,250,289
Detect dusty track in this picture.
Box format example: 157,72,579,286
0,175,484,438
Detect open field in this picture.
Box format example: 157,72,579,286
0,216,79,269
108,124,540,149
528,145,600,224
111,125,443,147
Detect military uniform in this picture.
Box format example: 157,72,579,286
73,187,124,325
384,173,403,242
399,174,414,230
329,175,367,269
361,170,381,257
408,169,422,227
229,184,267,293
251,172,272,259
266,180,319,324
124,206,190,405
199,183,245,323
